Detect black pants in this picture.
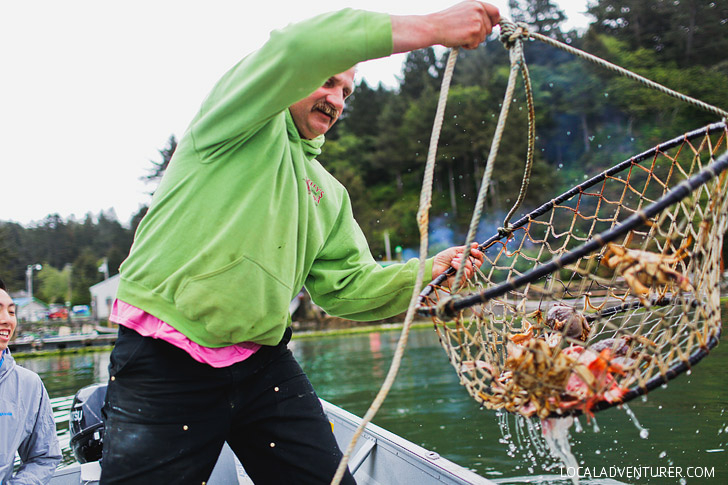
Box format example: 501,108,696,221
100,326,355,484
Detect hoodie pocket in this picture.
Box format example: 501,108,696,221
175,256,292,343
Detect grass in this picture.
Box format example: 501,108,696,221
292,320,435,340
13,345,114,359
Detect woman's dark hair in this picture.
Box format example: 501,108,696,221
0,278,6,292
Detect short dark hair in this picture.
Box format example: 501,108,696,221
0,278,6,292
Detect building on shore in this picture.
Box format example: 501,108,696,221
89,274,120,321
11,295,49,322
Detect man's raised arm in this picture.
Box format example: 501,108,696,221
391,1,500,54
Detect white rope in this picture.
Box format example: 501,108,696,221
330,47,460,485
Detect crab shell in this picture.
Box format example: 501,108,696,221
602,244,694,297
545,305,591,342
590,337,631,357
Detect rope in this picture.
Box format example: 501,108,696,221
330,47,461,485
451,21,535,291
502,45,536,228
509,23,728,121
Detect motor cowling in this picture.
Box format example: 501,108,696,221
69,383,107,464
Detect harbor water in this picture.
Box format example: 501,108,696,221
16,317,727,484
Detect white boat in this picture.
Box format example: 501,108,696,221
51,395,494,485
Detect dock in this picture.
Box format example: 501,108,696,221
10,329,117,354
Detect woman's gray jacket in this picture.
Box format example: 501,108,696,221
0,350,61,484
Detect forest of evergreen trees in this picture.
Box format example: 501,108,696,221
2,0,726,305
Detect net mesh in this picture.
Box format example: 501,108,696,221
420,122,728,419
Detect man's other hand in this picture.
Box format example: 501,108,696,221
432,242,485,288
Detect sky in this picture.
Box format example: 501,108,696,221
2,1,590,227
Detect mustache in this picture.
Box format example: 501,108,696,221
312,101,339,120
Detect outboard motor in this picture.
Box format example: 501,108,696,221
69,383,107,464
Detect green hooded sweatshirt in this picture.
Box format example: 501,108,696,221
116,8,433,347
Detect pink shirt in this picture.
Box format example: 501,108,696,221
109,299,261,368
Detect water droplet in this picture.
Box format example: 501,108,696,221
659,451,667,458
604,92,609,97
640,429,649,439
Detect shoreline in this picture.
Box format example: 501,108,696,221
12,320,436,359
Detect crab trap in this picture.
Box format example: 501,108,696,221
416,121,728,419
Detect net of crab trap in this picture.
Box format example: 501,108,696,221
407,19,728,422
417,122,728,420
418,116,728,418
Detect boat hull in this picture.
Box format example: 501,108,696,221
50,398,493,484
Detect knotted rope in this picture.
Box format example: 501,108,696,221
451,19,536,292
330,47,462,485
525,28,728,121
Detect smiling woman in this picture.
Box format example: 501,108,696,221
0,278,63,483
0,279,17,353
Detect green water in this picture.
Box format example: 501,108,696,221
16,323,727,484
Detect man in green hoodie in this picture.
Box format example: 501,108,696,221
101,2,499,483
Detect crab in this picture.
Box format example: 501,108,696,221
558,346,628,417
601,238,694,304
480,340,630,419
545,304,591,342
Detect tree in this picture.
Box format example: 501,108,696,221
130,206,149,234
142,135,177,192
398,48,442,100
0,222,25,291
587,0,728,67
509,0,567,38
71,249,104,305
337,80,394,138
36,264,71,304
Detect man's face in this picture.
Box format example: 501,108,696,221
0,290,17,353
290,68,356,140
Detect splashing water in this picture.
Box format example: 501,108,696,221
541,417,580,485
622,403,649,439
